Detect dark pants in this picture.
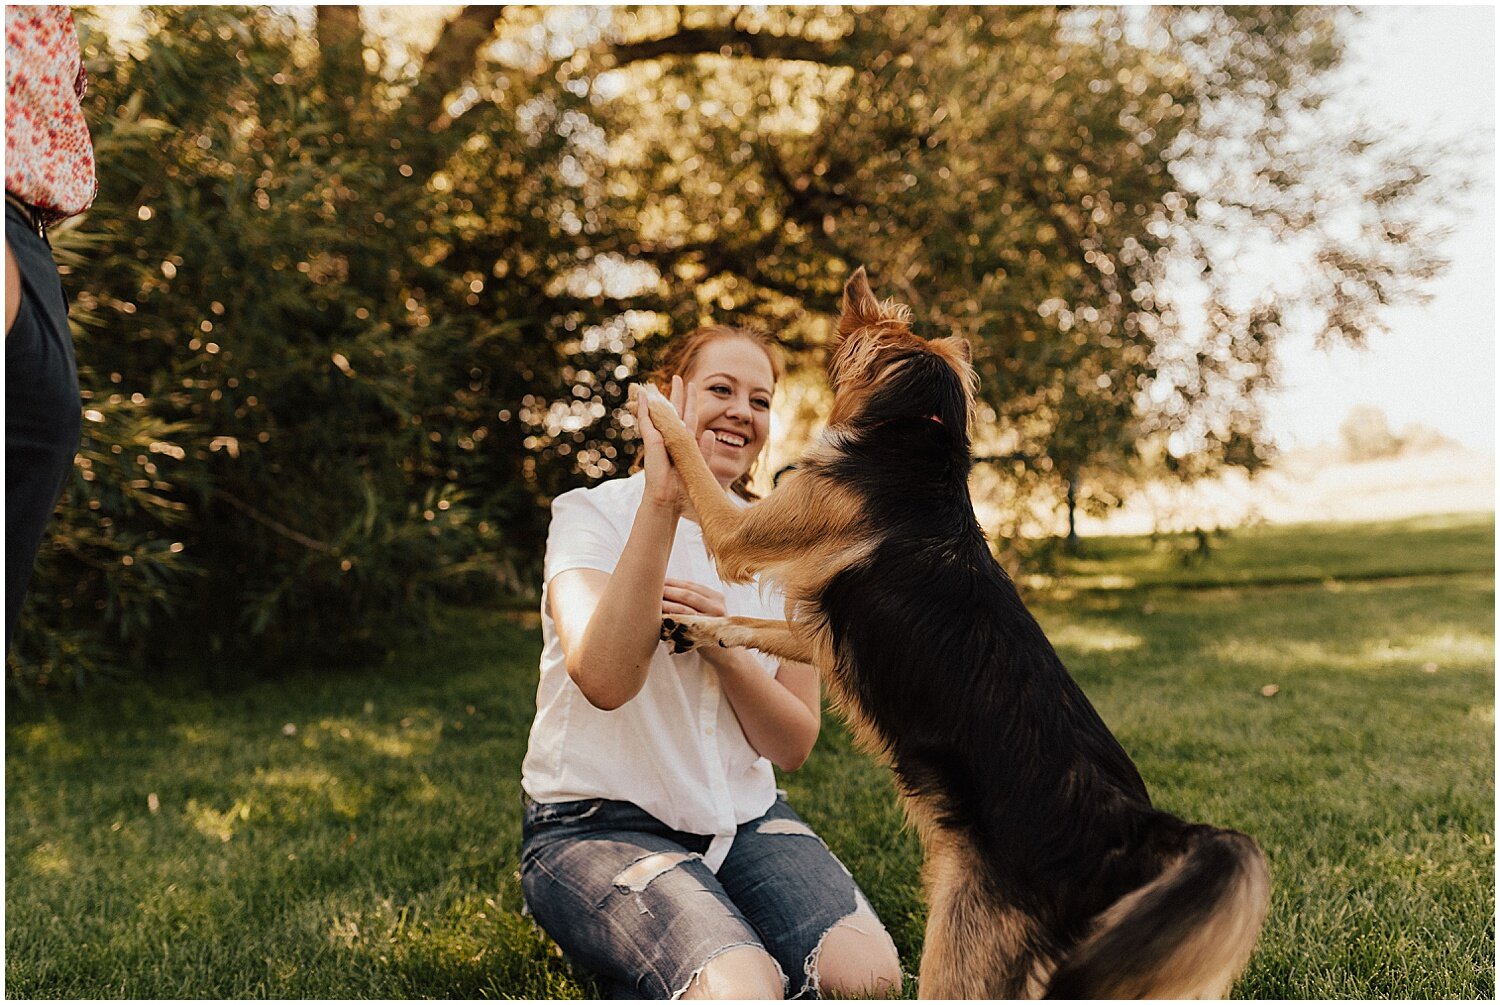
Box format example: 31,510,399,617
5,199,81,653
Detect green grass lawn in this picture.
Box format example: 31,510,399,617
6,513,1494,998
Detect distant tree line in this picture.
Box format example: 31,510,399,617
11,5,1448,687
1338,406,1457,462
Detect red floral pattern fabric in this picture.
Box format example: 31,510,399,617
5,5,97,222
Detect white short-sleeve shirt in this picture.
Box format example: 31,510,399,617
521,472,786,870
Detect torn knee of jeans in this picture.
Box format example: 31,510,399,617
611,850,698,894
671,942,787,1001
801,908,895,998
754,818,825,843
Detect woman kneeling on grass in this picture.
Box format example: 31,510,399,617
520,325,903,999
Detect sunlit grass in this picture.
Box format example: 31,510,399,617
1040,511,1493,590
6,513,1494,998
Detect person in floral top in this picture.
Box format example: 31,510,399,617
5,5,97,651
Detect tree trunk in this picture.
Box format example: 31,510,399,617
1065,471,1080,554
314,5,366,111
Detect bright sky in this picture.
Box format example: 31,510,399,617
1261,4,1496,453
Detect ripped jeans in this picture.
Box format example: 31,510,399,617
520,793,881,999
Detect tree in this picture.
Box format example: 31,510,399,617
1338,404,1401,461
13,5,1449,686
552,6,1449,538
17,5,575,682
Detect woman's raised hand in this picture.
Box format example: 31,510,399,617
637,375,717,514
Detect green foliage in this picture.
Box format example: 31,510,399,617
15,6,608,685
12,6,1450,687
6,516,1493,997
583,7,1450,502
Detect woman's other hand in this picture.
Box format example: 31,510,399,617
661,578,727,618
662,578,746,672
6,242,21,335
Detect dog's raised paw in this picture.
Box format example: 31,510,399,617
627,383,670,408
660,617,696,654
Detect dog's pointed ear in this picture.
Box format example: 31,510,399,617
930,335,979,420
838,267,885,341
935,335,972,364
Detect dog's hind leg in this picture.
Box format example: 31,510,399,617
916,836,1050,1000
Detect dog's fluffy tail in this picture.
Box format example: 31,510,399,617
1043,826,1270,999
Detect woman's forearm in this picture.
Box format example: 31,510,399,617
565,498,679,710
710,651,820,771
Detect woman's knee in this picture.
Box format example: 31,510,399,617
679,944,785,1000
811,913,904,999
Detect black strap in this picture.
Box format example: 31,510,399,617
5,192,47,237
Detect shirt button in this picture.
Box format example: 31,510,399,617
704,726,715,736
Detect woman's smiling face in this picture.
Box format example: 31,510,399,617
681,336,776,489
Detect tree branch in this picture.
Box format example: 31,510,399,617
214,490,336,555
602,25,859,69
756,137,865,269
628,239,828,304
391,6,510,185
540,293,670,317
315,5,361,53
406,5,508,133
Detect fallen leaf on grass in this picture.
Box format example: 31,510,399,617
1260,684,1280,697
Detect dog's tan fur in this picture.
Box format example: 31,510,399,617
919,835,1055,999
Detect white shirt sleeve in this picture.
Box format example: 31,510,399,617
543,485,626,583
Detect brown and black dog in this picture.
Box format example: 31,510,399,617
637,268,1270,999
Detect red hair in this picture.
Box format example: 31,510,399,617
639,325,784,500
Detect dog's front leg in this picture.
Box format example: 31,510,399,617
660,615,824,666
634,385,864,583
